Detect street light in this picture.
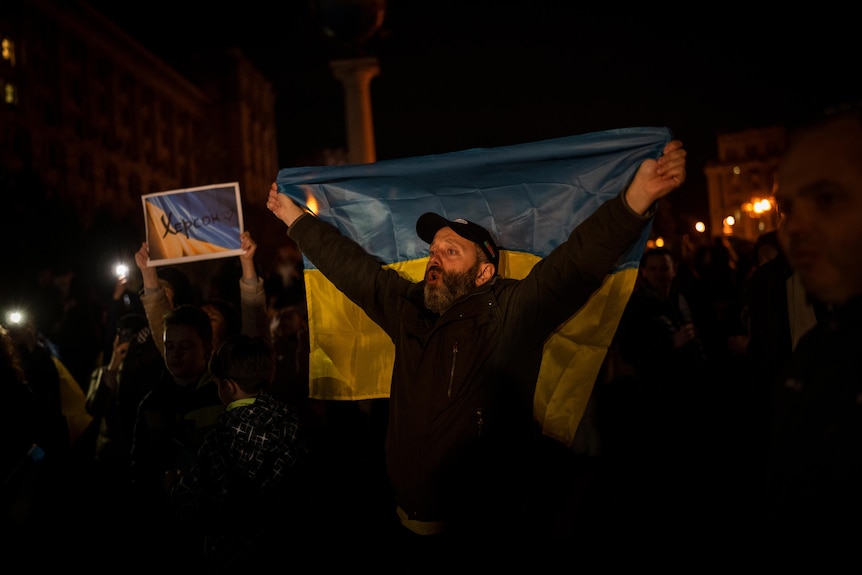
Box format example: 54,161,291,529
743,197,774,216
723,215,735,236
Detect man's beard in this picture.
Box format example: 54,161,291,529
424,263,479,314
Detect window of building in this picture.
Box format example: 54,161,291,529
128,172,142,197
120,103,131,131
105,162,119,189
97,92,109,117
1,37,15,66
141,87,153,108
161,124,171,148
120,73,134,94
43,100,61,126
160,100,173,148
48,141,66,172
127,139,139,161
95,58,111,84
79,153,94,182
69,77,84,107
2,80,16,105
181,162,192,184
63,35,84,65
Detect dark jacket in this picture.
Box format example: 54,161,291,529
129,371,222,506
172,392,312,569
289,192,649,528
746,252,795,385
767,295,862,541
86,327,165,468
617,281,708,390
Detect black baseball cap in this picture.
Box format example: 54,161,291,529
416,213,500,269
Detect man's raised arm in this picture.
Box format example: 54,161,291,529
624,139,687,214
267,182,309,228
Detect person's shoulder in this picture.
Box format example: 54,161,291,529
628,283,658,304
488,276,518,295
255,391,284,405
138,379,174,405
749,254,792,287
257,394,307,437
760,252,791,275
195,372,220,395
255,392,301,420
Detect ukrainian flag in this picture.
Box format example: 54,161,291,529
276,127,670,446
143,184,243,263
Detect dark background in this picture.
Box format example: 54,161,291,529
89,0,859,221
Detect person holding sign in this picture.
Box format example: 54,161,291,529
135,231,269,356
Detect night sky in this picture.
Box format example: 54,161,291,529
89,0,859,221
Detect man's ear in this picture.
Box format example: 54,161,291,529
475,262,496,286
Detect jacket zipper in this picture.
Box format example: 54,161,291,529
447,340,458,397
476,407,484,437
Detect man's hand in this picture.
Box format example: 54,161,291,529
624,140,687,215
267,182,307,227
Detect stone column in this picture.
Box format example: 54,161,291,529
330,56,380,164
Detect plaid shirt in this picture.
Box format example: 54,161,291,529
171,392,312,564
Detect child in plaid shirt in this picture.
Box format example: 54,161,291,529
171,334,313,572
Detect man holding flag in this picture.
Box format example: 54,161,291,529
266,135,686,558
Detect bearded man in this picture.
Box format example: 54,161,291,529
265,139,687,558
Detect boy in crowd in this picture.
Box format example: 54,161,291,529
171,334,313,571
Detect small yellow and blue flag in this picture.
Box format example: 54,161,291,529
142,183,244,265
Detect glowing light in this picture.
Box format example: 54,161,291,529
654,237,665,247
722,215,736,236
753,199,772,214
305,195,319,214
743,197,774,217
694,221,705,233
1,38,15,66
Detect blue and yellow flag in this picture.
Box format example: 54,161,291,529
142,183,244,266
276,127,670,446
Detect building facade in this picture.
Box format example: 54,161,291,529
704,125,786,244
0,0,279,280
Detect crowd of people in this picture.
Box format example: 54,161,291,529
1,229,389,570
2,105,860,570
